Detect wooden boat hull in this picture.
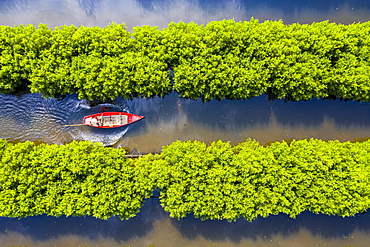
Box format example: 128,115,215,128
83,112,144,128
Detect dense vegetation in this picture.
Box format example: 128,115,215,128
1,19,370,101
0,139,156,219
1,138,369,221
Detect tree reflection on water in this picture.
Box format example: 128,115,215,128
0,199,370,246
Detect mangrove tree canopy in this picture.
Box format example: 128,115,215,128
1,19,370,101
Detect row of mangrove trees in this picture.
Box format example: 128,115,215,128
1,137,369,221
1,19,370,101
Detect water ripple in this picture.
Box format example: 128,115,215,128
0,93,131,146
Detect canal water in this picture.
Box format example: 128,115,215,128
1,198,370,246
0,0,370,246
120,93,370,153
0,92,369,152
0,0,369,28
0,93,132,146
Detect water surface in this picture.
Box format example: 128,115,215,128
0,0,369,28
1,93,369,151
1,199,370,247
120,94,370,153
0,93,132,146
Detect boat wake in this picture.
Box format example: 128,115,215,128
0,93,131,146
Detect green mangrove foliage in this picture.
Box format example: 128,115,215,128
0,138,370,221
1,20,370,100
156,139,370,221
27,23,172,99
0,24,37,93
0,139,156,219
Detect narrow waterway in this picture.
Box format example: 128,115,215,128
1,199,370,247
1,93,369,152
120,93,370,153
0,93,132,146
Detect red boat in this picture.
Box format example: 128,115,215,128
83,112,145,128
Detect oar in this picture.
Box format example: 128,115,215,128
59,124,87,127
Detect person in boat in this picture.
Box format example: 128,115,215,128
90,117,99,126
